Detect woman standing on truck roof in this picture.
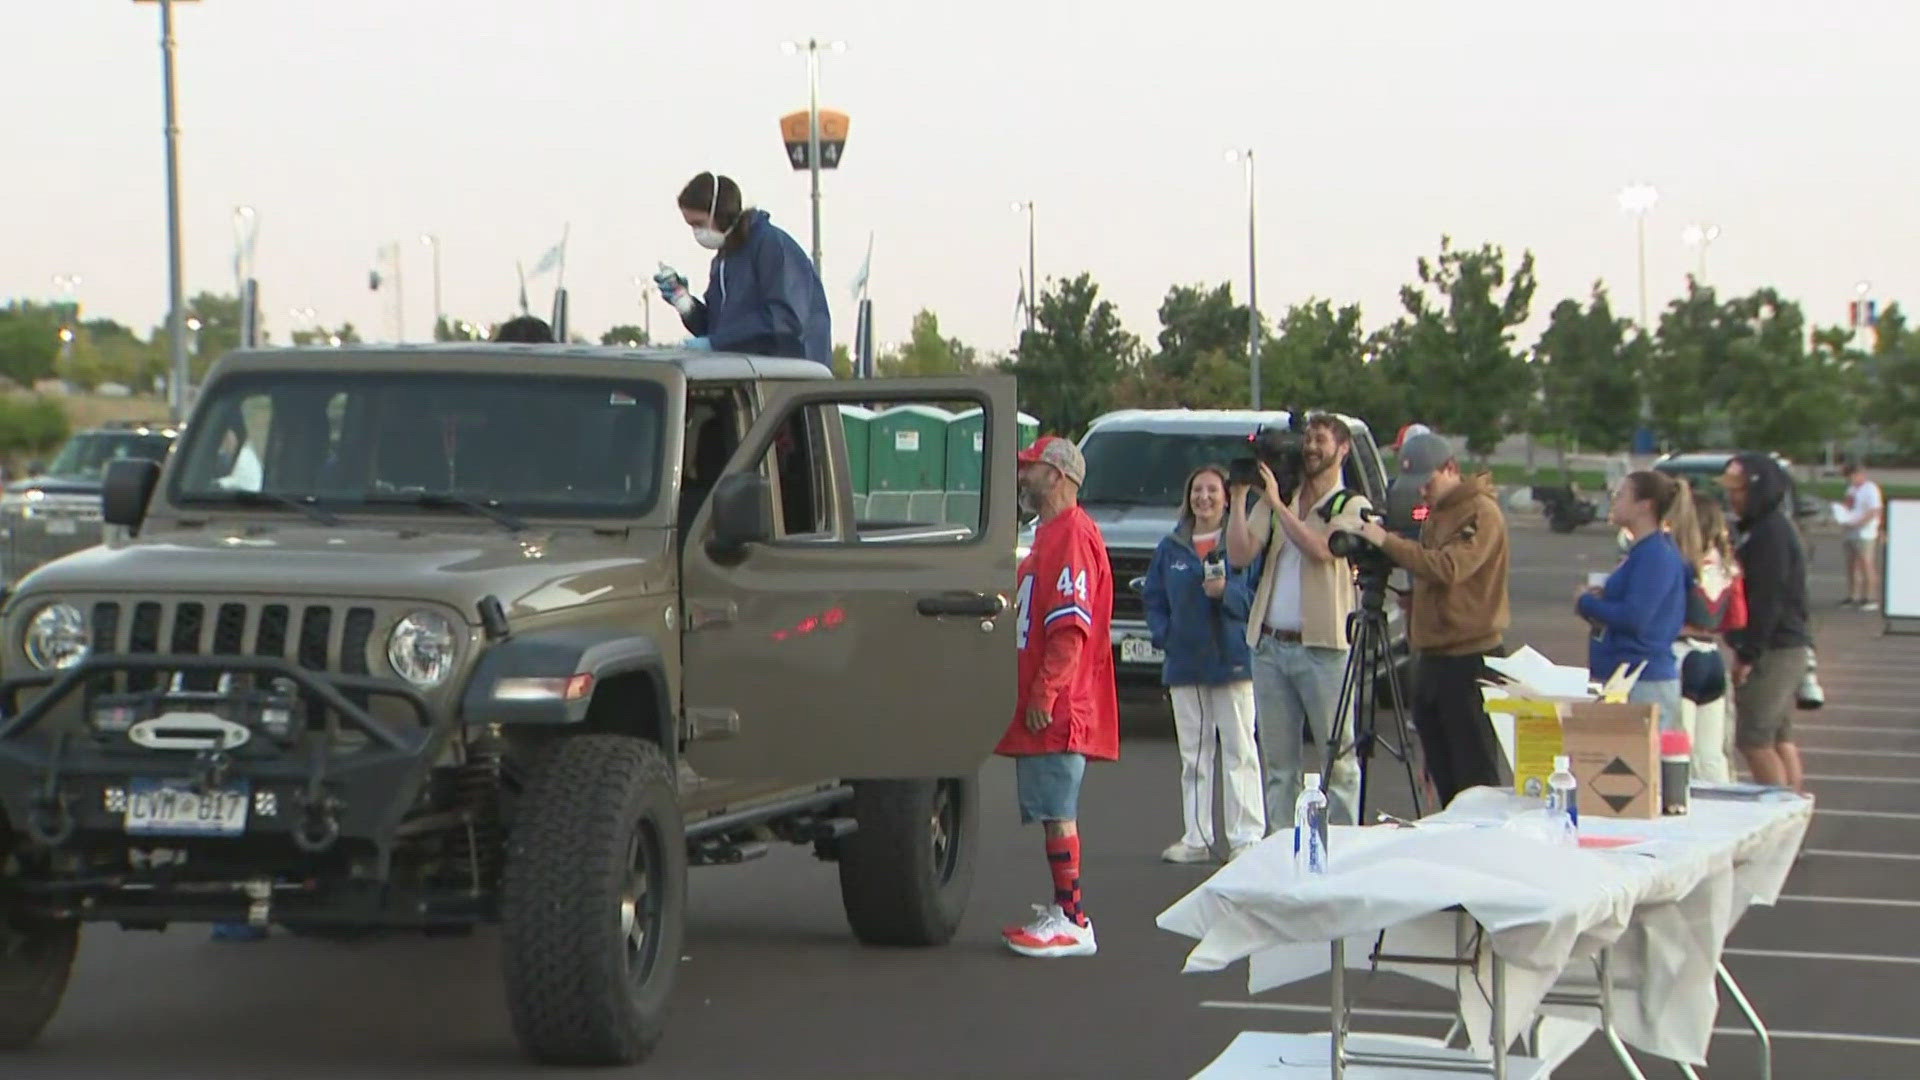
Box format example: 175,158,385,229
653,172,832,366
1142,465,1265,863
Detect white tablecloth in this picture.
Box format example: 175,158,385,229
1157,786,1812,1066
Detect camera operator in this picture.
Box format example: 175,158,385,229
1225,415,1371,828
1347,432,1509,808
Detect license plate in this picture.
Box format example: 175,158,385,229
124,778,250,837
43,519,77,536
1119,637,1164,664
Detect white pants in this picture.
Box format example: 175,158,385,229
1673,639,1733,784
1170,682,1266,850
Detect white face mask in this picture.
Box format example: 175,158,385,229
692,226,726,250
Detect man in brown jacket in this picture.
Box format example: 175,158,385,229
1351,432,1510,807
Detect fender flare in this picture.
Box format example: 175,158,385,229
460,630,672,742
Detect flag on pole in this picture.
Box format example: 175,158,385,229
849,233,874,304
1015,266,1029,323
516,260,529,315
528,226,568,278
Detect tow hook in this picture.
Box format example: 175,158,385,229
293,792,342,853
26,794,74,846
244,877,273,927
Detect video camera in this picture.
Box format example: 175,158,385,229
1227,414,1308,502
1326,472,1427,600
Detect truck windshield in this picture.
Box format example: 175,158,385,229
168,371,667,519
44,432,173,482
1076,430,1255,507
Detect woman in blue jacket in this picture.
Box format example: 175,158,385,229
1577,470,1693,732
653,172,832,366
1143,465,1265,863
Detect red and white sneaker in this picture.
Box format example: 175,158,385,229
1002,903,1097,958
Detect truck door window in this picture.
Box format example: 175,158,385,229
763,406,833,540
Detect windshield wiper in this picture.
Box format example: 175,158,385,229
364,492,527,532
218,490,341,527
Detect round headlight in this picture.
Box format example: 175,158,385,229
25,603,89,671
387,611,457,688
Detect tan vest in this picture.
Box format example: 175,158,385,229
1244,485,1371,651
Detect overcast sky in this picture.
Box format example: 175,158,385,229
7,0,1916,359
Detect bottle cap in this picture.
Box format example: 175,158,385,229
1303,772,1322,789
1552,754,1570,771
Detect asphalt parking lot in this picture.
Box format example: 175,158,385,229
9,523,1915,1079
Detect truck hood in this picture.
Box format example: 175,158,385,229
10,525,673,622
1079,502,1180,553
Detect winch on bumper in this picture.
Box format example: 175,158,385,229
0,652,442,925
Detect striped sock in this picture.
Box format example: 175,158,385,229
1046,834,1085,926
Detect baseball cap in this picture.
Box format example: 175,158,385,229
1396,431,1455,485
1394,422,1432,450
1017,435,1085,486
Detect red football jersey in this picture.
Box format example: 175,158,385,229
996,504,1120,761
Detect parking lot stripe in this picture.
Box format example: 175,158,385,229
1799,747,1920,758
1781,894,1920,909
1808,704,1918,715
1814,808,1920,821
1803,773,1920,785
1198,1003,1920,1049
1795,723,1920,735
1725,947,1920,965
1801,848,1920,861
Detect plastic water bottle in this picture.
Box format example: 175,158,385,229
1293,773,1329,875
658,262,697,316
1545,755,1579,846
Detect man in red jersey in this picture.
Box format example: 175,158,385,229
998,435,1118,959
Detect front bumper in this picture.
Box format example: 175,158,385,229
0,653,438,881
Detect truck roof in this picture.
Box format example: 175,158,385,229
214,344,835,384
1083,407,1374,438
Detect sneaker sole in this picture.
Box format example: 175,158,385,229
1005,938,1097,958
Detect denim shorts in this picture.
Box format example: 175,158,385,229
1014,752,1087,824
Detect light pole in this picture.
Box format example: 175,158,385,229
136,0,195,422
781,37,845,274
1011,201,1036,336
1227,149,1260,408
1681,223,1720,285
52,274,82,367
1617,182,1659,328
233,205,258,347
420,233,442,339
632,277,655,342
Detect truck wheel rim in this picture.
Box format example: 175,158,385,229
619,819,665,988
930,781,961,886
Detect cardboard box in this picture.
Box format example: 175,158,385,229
1497,698,1661,819
1486,650,1663,820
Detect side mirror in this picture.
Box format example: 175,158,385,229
708,473,774,554
103,458,162,532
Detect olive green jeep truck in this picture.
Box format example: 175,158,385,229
0,345,1019,1066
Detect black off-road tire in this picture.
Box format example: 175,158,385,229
837,777,978,947
500,735,686,1067
0,916,78,1050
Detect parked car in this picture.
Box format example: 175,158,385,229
1019,408,1403,683
0,420,179,591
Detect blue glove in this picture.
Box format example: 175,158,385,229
685,336,712,351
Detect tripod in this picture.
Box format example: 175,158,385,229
1323,573,1423,822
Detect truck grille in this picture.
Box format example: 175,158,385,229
1107,549,1154,622
89,600,378,692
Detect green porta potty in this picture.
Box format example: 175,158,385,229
838,405,875,511
1018,411,1040,450
870,404,951,522
947,408,986,493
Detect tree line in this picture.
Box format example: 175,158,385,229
6,236,1912,464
